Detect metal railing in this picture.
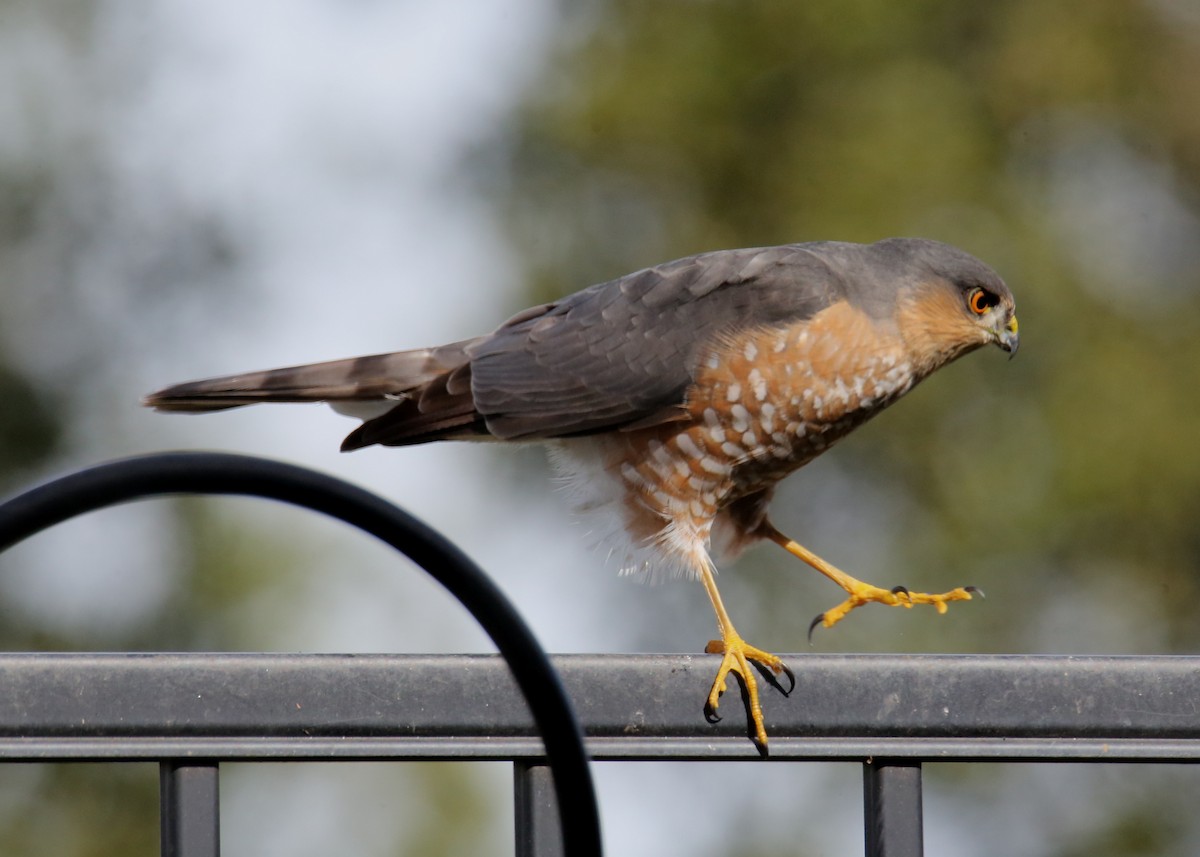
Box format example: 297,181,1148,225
2,455,1198,857
4,651,1200,857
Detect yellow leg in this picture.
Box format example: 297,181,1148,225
697,559,794,754
757,522,976,635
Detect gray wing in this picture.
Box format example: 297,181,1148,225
347,243,842,448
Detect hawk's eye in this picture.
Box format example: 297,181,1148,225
967,287,997,316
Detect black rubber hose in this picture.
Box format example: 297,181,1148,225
0,451,601,857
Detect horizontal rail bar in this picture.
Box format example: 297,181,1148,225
1,653,1198,762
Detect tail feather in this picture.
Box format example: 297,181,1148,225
339,361,485,450
143,340,477,413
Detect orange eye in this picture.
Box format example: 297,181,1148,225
967,287,996,315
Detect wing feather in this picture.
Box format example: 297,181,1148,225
462,244,840,440
148,243,847,449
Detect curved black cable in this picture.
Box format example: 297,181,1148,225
0,451,601,857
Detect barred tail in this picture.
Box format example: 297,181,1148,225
143,340,477,414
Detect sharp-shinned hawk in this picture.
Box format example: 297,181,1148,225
146,237,1019,751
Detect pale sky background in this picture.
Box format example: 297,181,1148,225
0,3,862,856
0,3,1177,856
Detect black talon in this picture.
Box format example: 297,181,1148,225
750,659,796,697
807,612,825,644
779,661,796,696
965,585,985,599
703,700,722,725
891,585,912,603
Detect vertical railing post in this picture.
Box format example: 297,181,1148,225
515,761,565,857
863,759,923,857
160,761,220,857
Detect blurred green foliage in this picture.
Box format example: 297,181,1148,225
0,365,61,490
1,0,1199,855
491,1,1200,854
496,0,1200,645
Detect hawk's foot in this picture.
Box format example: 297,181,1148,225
755,522,978,639
808,581,979,639
703,634,794,754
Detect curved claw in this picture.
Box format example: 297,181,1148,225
890,585,912,604
807,612,825,644
746,657,796,698
965,585,985,599
779,661,797,696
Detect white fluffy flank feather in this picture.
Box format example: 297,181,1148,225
545,438,712,583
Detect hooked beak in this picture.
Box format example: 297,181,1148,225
997,314,1019,357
